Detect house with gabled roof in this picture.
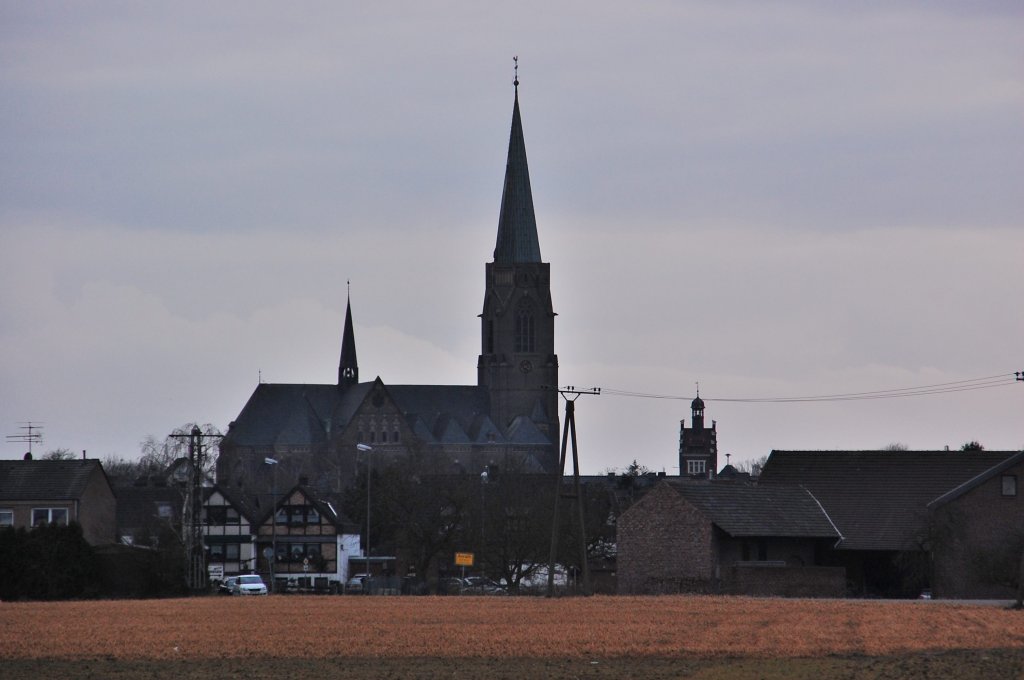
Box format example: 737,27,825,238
251,483,361,591
0,459,116,546
202,484,260,579
617,479,844,596
926,451,1024,598
216,80,560,500
759,449,1023,597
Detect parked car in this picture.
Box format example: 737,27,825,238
346,573,369,593
218,576,238,595
230,574,268,596
464,576,505,595
441,576,505,595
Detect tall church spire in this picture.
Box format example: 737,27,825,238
338,283,358,387
479,65,559,465
493,63,541,264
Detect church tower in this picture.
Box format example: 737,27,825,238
478,73,559,445
338,291,358,387
679,392,718,477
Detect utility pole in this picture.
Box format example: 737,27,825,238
1016,370,1023,609
547,386,600,598
170,426,223,592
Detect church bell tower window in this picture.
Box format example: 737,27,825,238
515,300,535,353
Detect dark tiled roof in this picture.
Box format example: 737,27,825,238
250,483,358,532
222,383,333,448
759,450,1017,550
207,484,259,522
0,460,107,501
664,480,839,539
113,484,183,533
222,381,525,449
928,451,1024,508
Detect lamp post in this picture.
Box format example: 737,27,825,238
357,443,373,592
264,457,279,593
480,468,488,574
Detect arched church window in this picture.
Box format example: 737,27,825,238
515,300,535,353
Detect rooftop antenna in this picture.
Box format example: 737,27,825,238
6,421,43,459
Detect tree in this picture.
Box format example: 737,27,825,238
474,468,553,592
42,448,77,460
623,459,651,477
102,423,222,484
736,454,769,475
960,441,985,452
883,442,909,451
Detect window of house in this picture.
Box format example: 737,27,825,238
226,507,240,523
393,430,400,443
381,431,388,443
31,508,68,526
225,543,240,560
277,543,327,563
209,543,225,560
0,509,13,527
156,503,173,519
1002,475,1018,497
277,505,319,525
686,460,706,475
206,506,227,524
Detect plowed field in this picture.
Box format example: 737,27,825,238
2,596,1022,678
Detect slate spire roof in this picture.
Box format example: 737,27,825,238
338,287,358,386
493,79,542,264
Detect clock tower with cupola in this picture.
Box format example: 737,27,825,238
477,74,559,450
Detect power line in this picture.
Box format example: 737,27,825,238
602,372,1019,404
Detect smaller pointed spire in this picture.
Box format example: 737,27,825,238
338,286,358,387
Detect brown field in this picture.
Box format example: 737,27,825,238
2,595,1023,678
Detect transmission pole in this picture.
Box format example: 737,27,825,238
170,426,223,592
547,386,600,597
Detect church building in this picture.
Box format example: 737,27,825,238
216,79,560,495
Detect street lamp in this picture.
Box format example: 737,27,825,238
480,468,489,575
264,457,278,593
357,443,373,591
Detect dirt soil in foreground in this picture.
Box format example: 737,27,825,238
4,649,1024,680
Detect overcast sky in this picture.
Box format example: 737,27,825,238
2,2,1022,473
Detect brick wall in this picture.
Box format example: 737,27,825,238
932,459,1024,598
723,563,846,597
617,483,715,594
